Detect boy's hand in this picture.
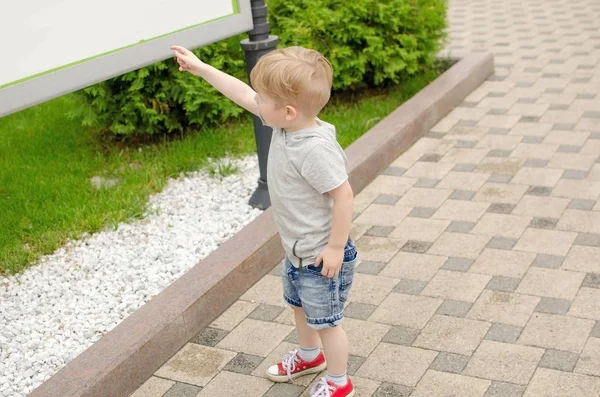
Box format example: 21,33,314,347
170,45,205,74
315,245,344,278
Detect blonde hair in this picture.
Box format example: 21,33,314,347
250,46,333,116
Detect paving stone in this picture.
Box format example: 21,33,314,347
223,353,263,375
532,254,564,269
445,221,476,233
576,337,600,376
518,313,594,353
433,200,490,222
517,267,584,300
156,344,237,386
449,190,477,201
487,203,515,214
373,194,402,205
522,159,548,168
356,261,386,275
524,368,600,397
355,204,412,226
355,236,402,263
486,276,521,292
513,229,577,257
263,383,304,397
467,291,540,327
484,381,526,397
163,383,202,397
422,270,491,302
549,104,569,111
370,292,443,328
373,383,413,397
382,166,407,177
390,217,450,242
427,131,446,139
429,232,490,259
393,279,428,295
487,236,517,250
248,304,285,322
464,340,544,385
489,127,511,134
484,322,523,344
381,325,421,346
442,257,474,272
349,273,400,305
453,163,478,172
429,352,471,374
414,315,491,355
528,217,558,229
191,328,230,347
365,225,395,237
419,153,443,162
512,167,562,188
521,136,544,144
217,319,293,357
400,240,432,253
526,186,552,196
534,297,571,315
582,273,600,289
345,317,392,357
455,140,478,149
397,187,452,208
347,355,366,376
381,252,446,281
344,302,377,320
411,370,491,397
471,249,535,278
562,246,600,273
283,329,298,344
436,300,473,318
568,199,597,210
514,196,570,219
569,287,600,321
240,275,286,307
539,349,579,372
488,173,513,183
408,207,436,218
131,377,175,397
357,343,438,386
197,371,272,397
553,123,576,131
574,233,600,247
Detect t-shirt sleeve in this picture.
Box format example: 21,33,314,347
300,142,348,194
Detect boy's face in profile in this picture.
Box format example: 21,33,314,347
255,92,299,129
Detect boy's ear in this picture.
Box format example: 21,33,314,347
285,105,298,121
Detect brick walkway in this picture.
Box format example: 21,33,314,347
131,0,600,396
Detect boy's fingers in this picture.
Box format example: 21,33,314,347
170,45,190,55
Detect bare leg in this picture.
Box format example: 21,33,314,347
293,306,320,348
317,325,348,375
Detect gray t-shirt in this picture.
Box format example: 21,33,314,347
267,118,349,268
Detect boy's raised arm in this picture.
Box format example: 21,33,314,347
171,45,259,116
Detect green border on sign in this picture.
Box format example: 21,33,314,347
0,0,241,89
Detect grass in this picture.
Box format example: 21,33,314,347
0,69,440,275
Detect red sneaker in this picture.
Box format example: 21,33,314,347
310,377,355,397
266,349,327,382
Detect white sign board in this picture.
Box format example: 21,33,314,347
0,0,253,117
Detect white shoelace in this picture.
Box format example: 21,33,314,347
310,377,336,397
281,350,301,380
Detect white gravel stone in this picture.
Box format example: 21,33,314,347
0,156,262,396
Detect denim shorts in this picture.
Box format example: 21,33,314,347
282,239,358,330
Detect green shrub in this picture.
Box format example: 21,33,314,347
269,0,447,90
70,0,447,137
